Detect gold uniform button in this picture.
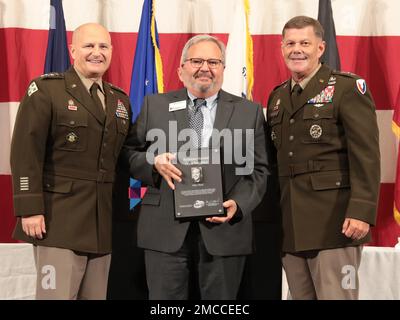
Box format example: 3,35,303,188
336,181,341,186
288,152,293,157
289,135,294,141
70,120,75,125
314,114,319,118
289,119,295,124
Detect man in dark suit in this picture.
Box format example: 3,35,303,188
10,23,131,299
123,34,268,299
266,16,380,299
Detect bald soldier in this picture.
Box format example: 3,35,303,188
266,16,380,299
10,23,131,299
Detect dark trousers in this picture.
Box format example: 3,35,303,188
145,222,246,300
107,218,148,300
238,222,282,300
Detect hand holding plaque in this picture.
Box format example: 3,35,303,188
173,148,225,219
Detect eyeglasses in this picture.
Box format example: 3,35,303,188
184,58,223,69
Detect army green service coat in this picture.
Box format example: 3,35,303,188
10,67,131,254
266,64,380,253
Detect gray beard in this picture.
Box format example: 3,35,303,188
193,81,214,93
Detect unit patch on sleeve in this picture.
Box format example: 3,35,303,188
28,82,38,96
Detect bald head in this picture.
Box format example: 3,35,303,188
72,23,111,46
70,23,113,80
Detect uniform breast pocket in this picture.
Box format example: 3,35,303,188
114,118,129,157
268,111,283,149
302,104,335,144
54,109,88,152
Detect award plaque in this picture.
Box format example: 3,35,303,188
173,148,225,219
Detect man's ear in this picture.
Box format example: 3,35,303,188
318,40,326,58
177,66,183,82
69,44,75,59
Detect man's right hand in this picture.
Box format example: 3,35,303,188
22,214,46,239
154,153,182,190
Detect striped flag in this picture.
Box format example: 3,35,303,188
222,0,254,99
392,87,400,225
44,0,70,73
128,0,164,209
318,0,341,70
1,0,400,246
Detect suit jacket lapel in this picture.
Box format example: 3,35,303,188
170,89,189,149
213,90,234,132
291,64,332,115
211,90,234,148
64,68,106,125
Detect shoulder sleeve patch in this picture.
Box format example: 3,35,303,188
356,79,367,94
27,81,38,96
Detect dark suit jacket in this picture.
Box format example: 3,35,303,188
11,67,131,253
266,64,380,253
123,89,268,256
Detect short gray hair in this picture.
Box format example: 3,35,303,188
180,34,226,65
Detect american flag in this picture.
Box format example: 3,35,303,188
1,0,399,245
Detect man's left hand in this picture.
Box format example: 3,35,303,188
342,218,370,240
206,199,237,224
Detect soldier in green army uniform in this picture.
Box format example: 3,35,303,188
10,23,131,299
266,16,380,299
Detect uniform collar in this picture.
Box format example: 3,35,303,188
291,63,322,91
73,66,104,94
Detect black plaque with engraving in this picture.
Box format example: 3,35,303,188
173,148,225,219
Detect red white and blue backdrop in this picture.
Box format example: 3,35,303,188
1,0,399,246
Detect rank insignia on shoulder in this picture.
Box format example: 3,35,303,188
356,79,367,95
28,82,38,96
40,72,64,79
109,83,127,95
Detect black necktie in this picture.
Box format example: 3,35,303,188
90,82,105,112
189,98,205,148
291,83,302,107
